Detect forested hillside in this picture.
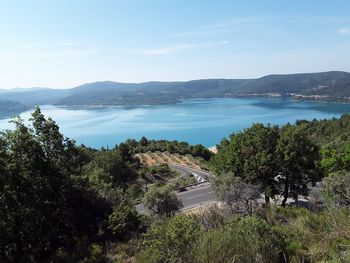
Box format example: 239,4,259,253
296,114,350,149
0,100,28,118
1,71,350,117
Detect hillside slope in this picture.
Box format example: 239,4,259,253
0,71,349,113
55,71,350,106
0,100,28,118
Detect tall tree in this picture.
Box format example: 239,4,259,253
0,109,111,262
0,116,66,262
277,125,320,206
211,123,321,207
211,124,280,204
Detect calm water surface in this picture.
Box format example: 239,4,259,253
1,98,350,148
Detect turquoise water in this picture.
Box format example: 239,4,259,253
0,98,350,148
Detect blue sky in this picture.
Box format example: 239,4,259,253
1,0,350,88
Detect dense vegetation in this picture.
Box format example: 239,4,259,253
137,116,350,263
295,114,350,150
0,107,210,262
0,108,150,262
120,137,212,161
137,206,350,263
1,71,350,117
1,109,350,262
210,123,320,206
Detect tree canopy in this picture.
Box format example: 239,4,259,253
211,123,320,206
0,108,142,262
143,184,182,217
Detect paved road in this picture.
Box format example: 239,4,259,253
136,184,216,214
168,163,212,183
135,182,323,214
136,164,323,214
136,165,214,213
177,184,216,210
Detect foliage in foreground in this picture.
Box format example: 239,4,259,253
2,109,350,262
136,206,350,263
0,108,143,262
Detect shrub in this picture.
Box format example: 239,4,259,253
322,170,350,207
143,184,182,217
192,216,283,263
137,215,201,263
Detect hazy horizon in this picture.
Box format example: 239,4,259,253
1,70,349,90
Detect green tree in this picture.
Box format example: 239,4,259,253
0,108,111,262
107,198,142,240
211,123,280,204
221,176,261,215
143,185,182,217
277,125,320,206
83,149,137,191
341,144,350,170
319,147,342,173
140,136,148,146
320,143,350,173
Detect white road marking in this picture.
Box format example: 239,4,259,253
191,172,206,183
187,194,204,200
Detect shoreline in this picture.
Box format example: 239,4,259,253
1,95,350,120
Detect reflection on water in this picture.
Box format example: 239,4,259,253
0,98,349,148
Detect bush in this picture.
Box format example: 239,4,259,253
322,170,350,207
197,216,282,263
143,184,182,217
81,244,106,263
273,207,350,262
136,215,201,263
172,175,196,189
107,199,141,240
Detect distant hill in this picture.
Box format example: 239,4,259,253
235,71,350,96
0,71,350,116
0,100,28,118
0,88,72,106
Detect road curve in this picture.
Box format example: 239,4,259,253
136,164,215,214
168,163,212,183
135,184,217,214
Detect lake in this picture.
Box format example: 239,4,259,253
0,98,350,148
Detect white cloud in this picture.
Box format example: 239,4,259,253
338,27,350,35
137,41,229,56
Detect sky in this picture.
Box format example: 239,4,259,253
1,0,350,89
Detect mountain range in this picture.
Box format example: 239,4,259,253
1,71,350,117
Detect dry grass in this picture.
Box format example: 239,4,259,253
135,151,203,169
